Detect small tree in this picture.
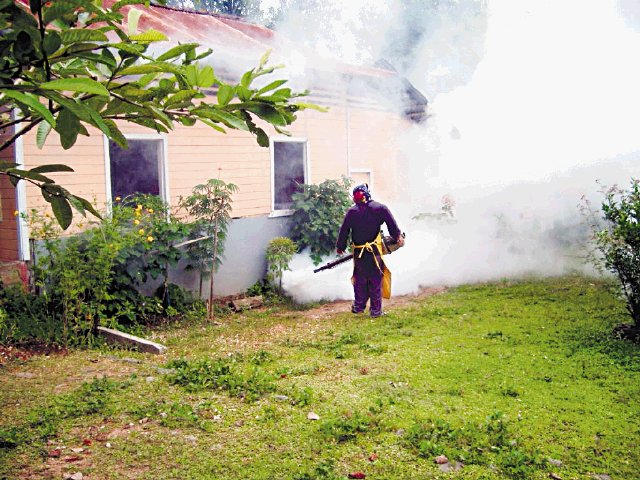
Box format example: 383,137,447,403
180,179,238,319
289,176,352,265
266,236,297,293
583,179,640,330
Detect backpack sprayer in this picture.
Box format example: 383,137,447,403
313,232,406,273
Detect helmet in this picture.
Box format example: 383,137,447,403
352,184,371,204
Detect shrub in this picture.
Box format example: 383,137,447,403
266,236,297,293
583,179,640,326
289,177,352,265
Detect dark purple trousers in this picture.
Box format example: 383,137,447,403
352,254,383,317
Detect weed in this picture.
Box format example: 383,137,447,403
320,410,380,443
405,412,545,477
165,357,276,401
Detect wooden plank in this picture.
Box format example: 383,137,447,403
97,326,167,354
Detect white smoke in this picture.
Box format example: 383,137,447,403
277,0,640,303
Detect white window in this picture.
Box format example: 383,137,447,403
105,135,169,203
271,138,308,213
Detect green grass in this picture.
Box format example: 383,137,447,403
1,275,639,479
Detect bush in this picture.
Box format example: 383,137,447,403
583,179,640,326
289,177,352,265
15,194,200,346
266,237,297,293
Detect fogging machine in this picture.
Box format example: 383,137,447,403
313,232,406,273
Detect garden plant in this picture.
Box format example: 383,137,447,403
582,178,640,339
265,236,298,294
289,177,352,265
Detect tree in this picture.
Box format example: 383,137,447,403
0,0,319,228
179,178,238,320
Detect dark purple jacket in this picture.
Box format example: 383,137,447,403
336,200,401,252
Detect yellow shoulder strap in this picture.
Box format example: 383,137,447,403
351,232,385,272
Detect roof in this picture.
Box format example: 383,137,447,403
17,0,428,121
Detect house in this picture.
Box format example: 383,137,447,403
0,1,427,295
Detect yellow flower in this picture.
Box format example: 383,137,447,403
147,209,154,214
133,219,140,225
135,210,141,217
44,212,51,218
13,210,19,217
115,196,121,202
136,204,143,211
146,236,154,242
138,228,145,235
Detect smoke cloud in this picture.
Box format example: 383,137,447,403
273,0,640,303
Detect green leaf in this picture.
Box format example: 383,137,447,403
198,118,226,133
39,78,109,97
43,31,62,55
164,89,199,108
256,80,288,96
43,2,77,26
129,29,168,42
156,43,199,61
249,104,288,126
30,164,74,174
72,194,101,219
237,85,252,102
127,7,143,36
49,194,73,230
1,90,56,127
255,128,269,147
60,29,109,43
5,168,53,185
36,121,52,149
217,84,235,106
55,108,80,149
118,62,182,76
102,119,128,148
258,49,272,69
240,69,254,88
185,64,215,88
192,107,248,131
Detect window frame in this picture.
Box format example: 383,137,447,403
104,133,170,213
269,136,309,217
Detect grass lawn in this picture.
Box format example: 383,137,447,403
1,275,639,479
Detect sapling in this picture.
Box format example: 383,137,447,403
180,179,238,319
266,237,297,294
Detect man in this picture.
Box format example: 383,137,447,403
336,184,404,317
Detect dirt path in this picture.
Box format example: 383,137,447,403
297,286,447,320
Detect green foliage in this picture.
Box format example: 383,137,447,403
405,412,546,478
289,177,352,265
3,195,203,346
266,236,297,292
0,282,55,345
319,409,380,443
0,377,121,450
0,0,318,228
179,178,238,318
165,356,276,401
583,179,640,325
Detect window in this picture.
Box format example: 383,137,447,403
272,139,307,212
107,137,167,202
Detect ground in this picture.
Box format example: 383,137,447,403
0,287,447,366
295,286,447,320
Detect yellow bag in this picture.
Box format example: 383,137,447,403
382,264,391,299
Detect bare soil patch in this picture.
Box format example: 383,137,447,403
295,286,447,320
